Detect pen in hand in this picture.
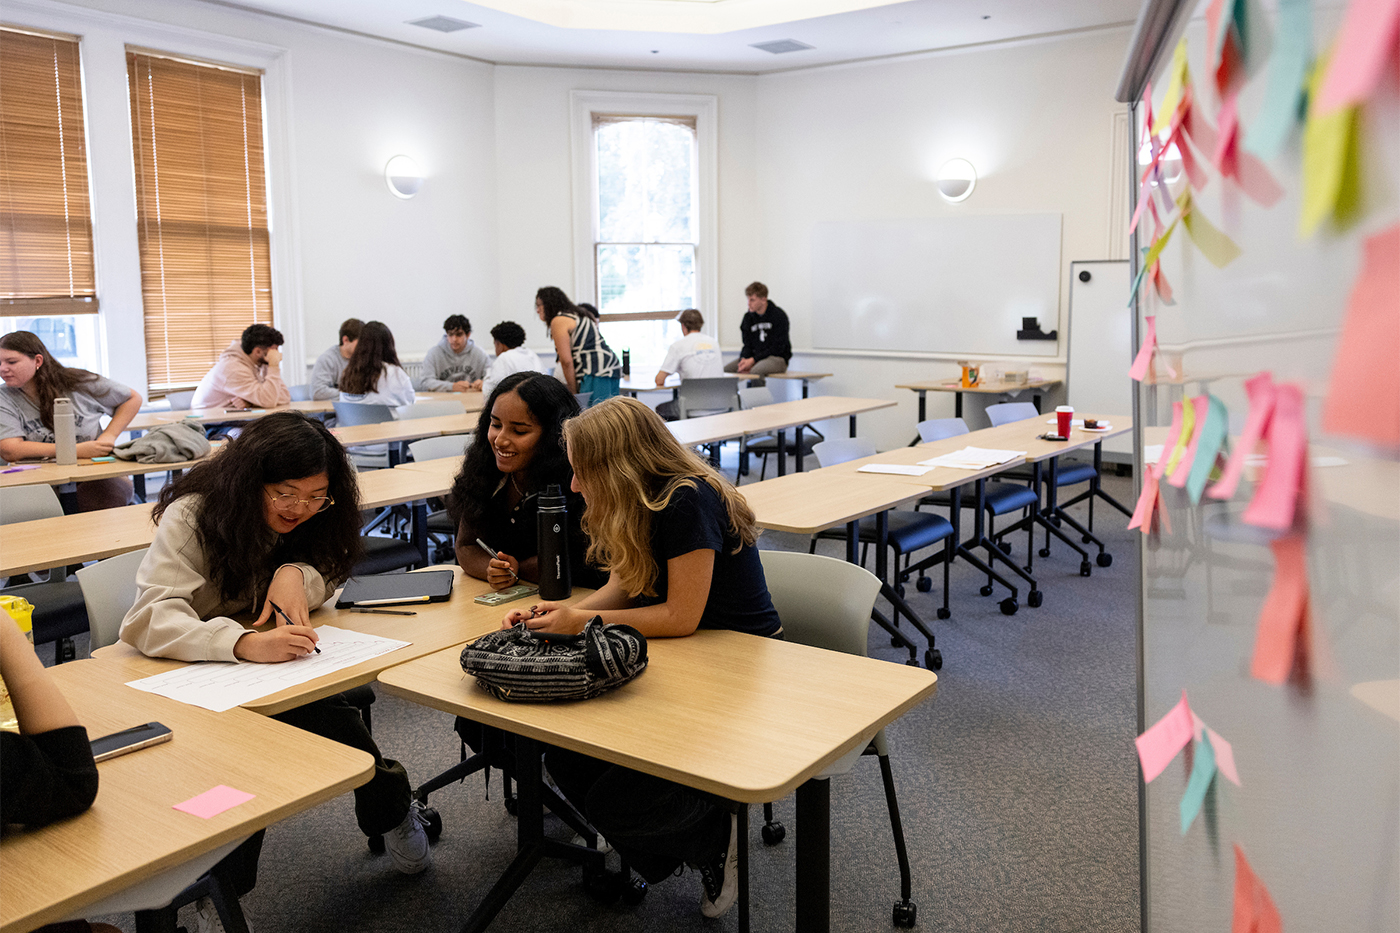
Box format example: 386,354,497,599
269,601,320,653
475,537,519,583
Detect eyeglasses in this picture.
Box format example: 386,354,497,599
266,491,334,514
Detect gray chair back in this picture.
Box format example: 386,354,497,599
737,386,774,409
287,383,312,402
812,436,878,468
333,401,396,426
75,548,150,650
573,392,592,409
396,401,462,420
1,485,65,524
677,377,739,419
166,390,196,410
408,435,469,462
985,402,1040,427
918,417,970,442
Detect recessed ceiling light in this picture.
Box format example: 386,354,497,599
750,39,815,54
406,15,480,33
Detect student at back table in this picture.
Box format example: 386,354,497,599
722,281,791,386
479,321,542,398
654,308,722,421
309,317,363,400
191,323,291,411
416,314,489,393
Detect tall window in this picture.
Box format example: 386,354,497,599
0,26,100,369
127,49,273,390
593,115,697,374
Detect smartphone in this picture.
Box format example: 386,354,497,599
474,583,540,606
90,722,173,762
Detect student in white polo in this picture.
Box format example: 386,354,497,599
655,308,723,421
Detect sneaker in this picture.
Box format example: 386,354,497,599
194,896,252,933
697,811,739,919
384,800,432,874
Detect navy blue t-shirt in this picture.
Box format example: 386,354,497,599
635,479,781,637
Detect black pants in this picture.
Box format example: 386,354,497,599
217,693,413,895
544,746,730,884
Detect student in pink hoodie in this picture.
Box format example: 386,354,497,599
191,324,292,410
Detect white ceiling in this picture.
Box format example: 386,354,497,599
217,0,1143,73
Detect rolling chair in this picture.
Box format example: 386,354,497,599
749,550,918,928
395,400,462,420
676,378,740,466
573,392,593,409
165,390,196,410
735,386,820,481
287,383,313,401
407,435,470,562
1,485,89,662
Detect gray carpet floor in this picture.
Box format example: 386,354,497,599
77,464,1142,933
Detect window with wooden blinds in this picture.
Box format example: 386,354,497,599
127,49,273,390
0,28,98,314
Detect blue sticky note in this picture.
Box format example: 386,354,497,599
1245,0,1312,161
1179,728,1217,834
1185,395,1230,505
90,456,117,463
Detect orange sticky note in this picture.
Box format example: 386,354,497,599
1233,845,1284,933
1210,372,1277,500
1322,225,1400,448
1136,690,1195,783
1243,383,1307,531
1315,0,1400,114
1251,534,1311,685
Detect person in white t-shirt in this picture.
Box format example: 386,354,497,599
480,321,543,398
656,308,723,420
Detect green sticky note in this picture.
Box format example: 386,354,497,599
90,456,116,463
1245,0,1312,161
1185,395,1230,505
1180,728,1217,834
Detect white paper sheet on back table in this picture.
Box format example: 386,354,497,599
918,447,1025,470
125,626,411,712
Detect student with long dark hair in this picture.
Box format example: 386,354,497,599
119,413,432,919
338,320,415,407
0,331,142,511
535,286,621,404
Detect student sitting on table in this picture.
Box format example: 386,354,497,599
192,323,291,411
1,619,121,933
536,286,622,405
119,413,433,915
309,317,363,400
722,281,791,385
654,308,723,420
479,321,542,398
507,396,781,920
0,330,143,511
416,314,489,393
338,320,415,408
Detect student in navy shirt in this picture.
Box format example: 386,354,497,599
503,396,780,919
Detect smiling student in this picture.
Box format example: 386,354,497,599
417,314,489,393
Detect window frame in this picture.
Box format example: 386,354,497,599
569,90,717,333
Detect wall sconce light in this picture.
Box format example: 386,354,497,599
384,155,423,199
937,158,977,202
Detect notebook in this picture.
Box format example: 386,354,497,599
335,570,455,609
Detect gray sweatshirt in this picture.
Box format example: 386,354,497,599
415,336,489,391
310,345,350,400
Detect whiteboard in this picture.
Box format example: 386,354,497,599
1067,260,1133,460
811,214,1063,357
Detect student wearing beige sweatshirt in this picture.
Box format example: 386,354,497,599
190,323,291,410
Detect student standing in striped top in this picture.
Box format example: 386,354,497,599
535,286,621,406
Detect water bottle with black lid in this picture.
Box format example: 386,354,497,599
536,483,572,600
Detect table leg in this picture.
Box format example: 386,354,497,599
56,482,78,514
777,429,788,477
849,416,857,438
795,424,805,473
133,473,147,503
909,390,927,446
859,511,927,665
951,480,1031,607
794,777,831,933
1032,394,1042,413
954,392,963,419
411,500,429,566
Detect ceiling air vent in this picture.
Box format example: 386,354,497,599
749,39,814,54
407,16,480,33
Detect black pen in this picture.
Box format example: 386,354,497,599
270,601,320,653
475,537,519,583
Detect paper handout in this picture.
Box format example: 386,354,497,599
857,464,933,476
918,447,1024,470
1322,225,1400,448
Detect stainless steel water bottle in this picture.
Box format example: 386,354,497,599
536,483,572,600
54,397,78,465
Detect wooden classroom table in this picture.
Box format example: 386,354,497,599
621,370,833,399
897,377,1061,424
0,447,220,490
669,396,894,476
127,392,486,432
377,630,937,933
331,412,475,448
0,659,373,933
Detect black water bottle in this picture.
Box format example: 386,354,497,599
537,484,572,600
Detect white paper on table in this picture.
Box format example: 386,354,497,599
1245,454,1349,468
918,446,1025,470
1045,418,1086,427
1144,444,1165,463
857,464,934,476
126,626,411,712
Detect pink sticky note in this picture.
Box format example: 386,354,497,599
1168,395,1212,488
1128,468,1159,532
1243,383,1307,530
1136,690,1195,783
1130,316,1158,383
1191,712,1243,786
1153,402,1185,481
1316,0,1400,114
1210,372,1277,500
1215,92,1241,177
1251,535,1311,685
1176,110,1211,190
1233,844,1284,933
174,785,256,819
1322,225,1400,448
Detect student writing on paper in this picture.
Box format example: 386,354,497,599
506,396,780,920
119,413,433,914
0,331,143,511
536,286,622,403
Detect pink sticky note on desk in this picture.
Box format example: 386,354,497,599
1136,690,1195,783
174,785,255,819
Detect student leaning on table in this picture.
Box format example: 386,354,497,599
536,286,622,404
0,330,143,511
505,396,781,920
118,413,433,922
309,317,363,400
191,323,292,411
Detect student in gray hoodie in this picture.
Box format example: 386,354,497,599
415,314,489,392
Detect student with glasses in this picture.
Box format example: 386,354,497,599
119,412,432,927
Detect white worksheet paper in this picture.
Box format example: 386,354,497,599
126,626,411,712
918,447,1025,470
857,464,934,476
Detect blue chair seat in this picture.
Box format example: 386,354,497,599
856,510,955,553
983,482,1040,516
1054,463,1097,486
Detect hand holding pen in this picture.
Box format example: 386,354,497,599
270,600,320,654
475,538,520,590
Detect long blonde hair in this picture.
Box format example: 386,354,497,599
563,396,759,598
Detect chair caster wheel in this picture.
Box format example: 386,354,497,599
368,834,385,854
504,795,519,816
937,607,951,620
916,576,933,592
1038,547,1050,558
999,541,1012,554
762,821,786,845
1097,552,1113,567
1082,533,1093,543
925,648,943,670
421,806,443,841
979,585,994,596
621,876,648,905
893,900,918,927
1051,516,1062,527
1000,597,1018,615
1027,590,1043,608
1080,561,1093,577
896,584,906,597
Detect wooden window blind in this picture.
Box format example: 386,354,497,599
127,49,273,390
0,27,98,315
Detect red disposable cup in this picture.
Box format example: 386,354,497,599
1056,406,1074,436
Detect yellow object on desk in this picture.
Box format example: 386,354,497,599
0,594,34,640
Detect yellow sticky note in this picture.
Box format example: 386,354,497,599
1300,52,1364,236
1165,390,1196,477
1142,215,1180,271
1153,40,1192,137
1178,189,1243,267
